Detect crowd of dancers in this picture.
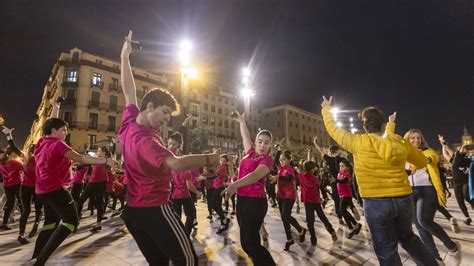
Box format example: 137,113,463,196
0,31,472,265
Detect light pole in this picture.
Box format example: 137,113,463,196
240,67,255,114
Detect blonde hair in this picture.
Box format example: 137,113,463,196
403,129,429,148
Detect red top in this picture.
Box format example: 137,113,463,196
89,164,110,183
171,170,192,199
72,167,87,184
106,172,115,193
277,165,296,200
0,160,23,187
202,171,214,190
237,148,273,198
190,169,201,189
214,164,227,188
34,136,72,194
22,159,37,187
337,171,353,198
118,105,173,207
296,172,321,203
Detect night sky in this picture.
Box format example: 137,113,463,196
1,0,473,148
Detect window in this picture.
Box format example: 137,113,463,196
91,91,100,108
224,120,229,128
218,97,222,103
289,111,292,115
211,105,215,113
218,119,222,127
95,59,103,64
231,132,235,138
225,100,228,105
302,125,305,130
302,115,305,119
204,103,208,111
72,52,79,62
66,69,78,82
192,92,197,100
88,134,97,149
110,77,119,90
65,88,75,100
92,73,102,86
276,111,280,115
225,108,229,116
290,121,292,127
202,115,208,125
210,117,215,125
63,112,73,124
109,95,117,111
89,113,98,129
113,64,119,69
277,121,281,127
296,113,298,117
296,123,299,129
303,135,306,143
108,116,116,131
191,105,198,116
218,108,222,115
308,126,311,131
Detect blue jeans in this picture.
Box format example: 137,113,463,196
412,186,456,258
364,195,437,266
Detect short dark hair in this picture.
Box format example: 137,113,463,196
168,132,183,146
329,145,339,153
281,150,292,160
359,107,384,133
139,88,180,115
304,160,316,172
43,118,68,135
98,146,111,158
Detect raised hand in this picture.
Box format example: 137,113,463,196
321,96,333,108
48,98,61,109
222,182,238,201
121,30,133,58
2,126,14,135
232,111,245,124
388,112,397,123
438,135,446,145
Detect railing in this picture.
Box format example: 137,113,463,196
88,101,124,113
90,81,104,89
62,98,76,108
108,84,121,92
62,78,78,87
68,121,117,132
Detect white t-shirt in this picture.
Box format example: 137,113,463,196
406,163,432,187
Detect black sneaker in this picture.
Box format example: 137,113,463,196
354,223,362,235
90,225,102,232
330,231,338,241
465,218,472,225
0,224,11,230
310,236,317,246
284,239,295,251
18,235,29,245
28,222,39,238
299,228,307,243
101,216,109,221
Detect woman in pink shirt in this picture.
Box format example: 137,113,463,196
274,150,306,251
337,160,361,239
76,146,113,232
0,148,23,231
119,31,219,265
223,111,275,265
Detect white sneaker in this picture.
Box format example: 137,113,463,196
450,218,460,233
446,241,462,266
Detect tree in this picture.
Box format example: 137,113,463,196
188,126,214,154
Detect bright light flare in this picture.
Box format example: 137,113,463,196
180,40,192,52
331,107,340,114
336,122,342,128
241,88,255,98
242,67,251,77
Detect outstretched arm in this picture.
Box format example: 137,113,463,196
2,126,23,157
313,136,325,157
438,135,454,162
121,31,137,106
234,111,252,152
49,98,61,119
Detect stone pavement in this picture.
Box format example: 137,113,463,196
1,190,473,265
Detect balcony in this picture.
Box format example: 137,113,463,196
68,121,118,133
108,84,121,92
191,111,199,117
62,78,78,87
62,98,76,108
88,101,124,113
90,81,104,89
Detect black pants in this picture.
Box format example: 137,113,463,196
211,187,226,223
123,204,198,266
33,188,79,265
236,196,275,266
277,198,302,240
330,184,342,219
453,183,474,218
340,197,357,229
114,192,125,210
70,183,83,203
172,197,196,234
77,181,106,223
225,194,236,212
304,202,335,239
206,188,214,216
437,205,452,220
266,180,276,204
2,184,21,225
19,185,43,234
104,192,117,210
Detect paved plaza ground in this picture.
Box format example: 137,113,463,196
1,190,473,265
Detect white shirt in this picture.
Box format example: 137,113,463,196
406,163,432,187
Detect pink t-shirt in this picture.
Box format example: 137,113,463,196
72,167,87,184
89,164,109,183
277,165,296,200
337,171,353,198
237,148,273,198
214,164,227,189
296,172,321,203
190,169,201,189
34,136,72,194
171,170,192,199
119,104,173,207
106,172,115,193
0,160,23,187
22,159,37,187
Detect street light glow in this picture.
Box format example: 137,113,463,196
349,117,353,122
188,68,198,79
336,122,342,128
331,107,340,114
180,40,192,52
241,88,255,98
242,67,251,77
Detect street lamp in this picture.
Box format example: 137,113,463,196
240,67,254,114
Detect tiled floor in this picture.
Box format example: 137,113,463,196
1,190,473,265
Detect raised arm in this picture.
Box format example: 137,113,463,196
384,112,397,137
234,111,252,152
312,136,325,157
438,135,454,162
120,30,137,106
2,126,23,157
49,98,61,119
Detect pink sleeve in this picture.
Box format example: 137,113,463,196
185,171,192,181
53,140,72,157
259,155,274,171
119,104,139,133
139,138,173,169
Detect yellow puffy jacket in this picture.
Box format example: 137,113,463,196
385,122,447,206
322,106,427,198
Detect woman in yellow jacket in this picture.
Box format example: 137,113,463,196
402,128,460,264
320,96,437,266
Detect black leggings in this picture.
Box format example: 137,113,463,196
237,196,275,266
453,183,474,218
104,192,117,210
340,197,357,229
32,188,79,264
266,180,276,204
277,198,302,240
2,184,21,225
172,197,196,234
19,185,43,234
70,183,83,203
206,188,214,216
305,202,335,239
330,184,342,219
211,187,226,223
225,193,236,211
123,204,198,265
77,181,106,223
437,205,453,220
